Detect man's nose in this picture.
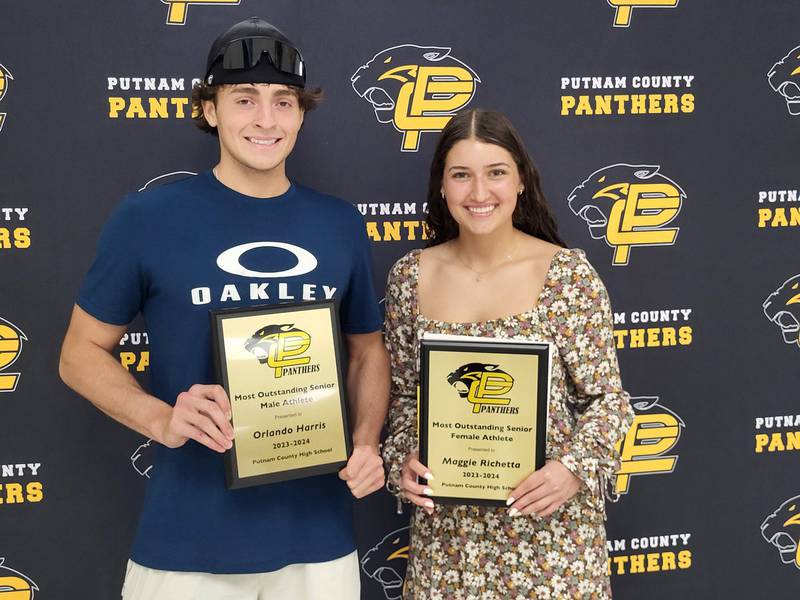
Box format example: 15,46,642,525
253,103,276,128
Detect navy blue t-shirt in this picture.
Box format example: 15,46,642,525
77,172,382,573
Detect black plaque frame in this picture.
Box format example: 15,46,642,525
210,300,352,490
419,337,550,506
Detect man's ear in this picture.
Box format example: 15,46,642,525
203,98,218,128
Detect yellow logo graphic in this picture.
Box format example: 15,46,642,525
614,396,684,495
761,495,800,569
763,274,800,347
160,0,240,26
0,318,27,393
447,363,514,414
360,526,410,600
608,0,679,27
351,45,480,152
568,164,684,266
245,324,311,378
768,45,800,115
0,558,38,599
0,64,14,133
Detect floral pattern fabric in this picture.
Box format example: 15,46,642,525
382,247,634,599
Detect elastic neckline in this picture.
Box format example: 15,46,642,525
414,246,572,326
202,170,297,205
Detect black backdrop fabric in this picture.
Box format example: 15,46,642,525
2,1,800,598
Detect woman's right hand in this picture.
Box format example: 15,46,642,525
400,451,436,515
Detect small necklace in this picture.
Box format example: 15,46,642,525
452,239,519,283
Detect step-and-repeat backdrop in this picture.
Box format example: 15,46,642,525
2,1,799,598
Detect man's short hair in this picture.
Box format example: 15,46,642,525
191,83,324,136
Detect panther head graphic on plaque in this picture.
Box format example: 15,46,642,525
447,363,514,414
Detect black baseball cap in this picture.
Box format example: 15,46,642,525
204,17,306,87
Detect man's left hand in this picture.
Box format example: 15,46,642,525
339,445,384,499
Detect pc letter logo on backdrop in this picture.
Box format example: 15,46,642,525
614,396,684,495
0,317,27,393
568,164,684,266
160,0,240,25
768,45,800,115
351,45,480,152
607,0,679,27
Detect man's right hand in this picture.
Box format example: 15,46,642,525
159,384,235,453
60,306,236,453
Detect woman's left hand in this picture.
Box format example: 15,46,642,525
506,460,583,518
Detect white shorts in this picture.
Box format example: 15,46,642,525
121,551,360,600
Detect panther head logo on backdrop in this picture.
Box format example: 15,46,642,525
761,495,800,569
768,45,800,115
763,274,800,347
351,45,480,152
0,63,14,133
138,171,197,192
360,526,410,600
568,164,684,266
131,439,156,478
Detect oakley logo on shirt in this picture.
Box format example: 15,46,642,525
190,242,336,306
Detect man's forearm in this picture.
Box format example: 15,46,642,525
59,337,171,442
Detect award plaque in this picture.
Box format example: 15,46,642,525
210,300,351,489
419,334,551,505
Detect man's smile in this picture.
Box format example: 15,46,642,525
246,136,281,147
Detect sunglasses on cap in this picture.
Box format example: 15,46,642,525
208,37,304,80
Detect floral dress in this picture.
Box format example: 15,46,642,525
382,247,634,600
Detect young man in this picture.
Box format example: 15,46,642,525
59,17,390,599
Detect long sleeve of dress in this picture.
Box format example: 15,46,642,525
381,254,419,498
542,250,635,509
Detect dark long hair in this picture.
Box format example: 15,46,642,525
425,109,566,247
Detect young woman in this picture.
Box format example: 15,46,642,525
382,109,634,599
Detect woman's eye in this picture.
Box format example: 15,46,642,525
489,169,507,177
451,171,469,179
